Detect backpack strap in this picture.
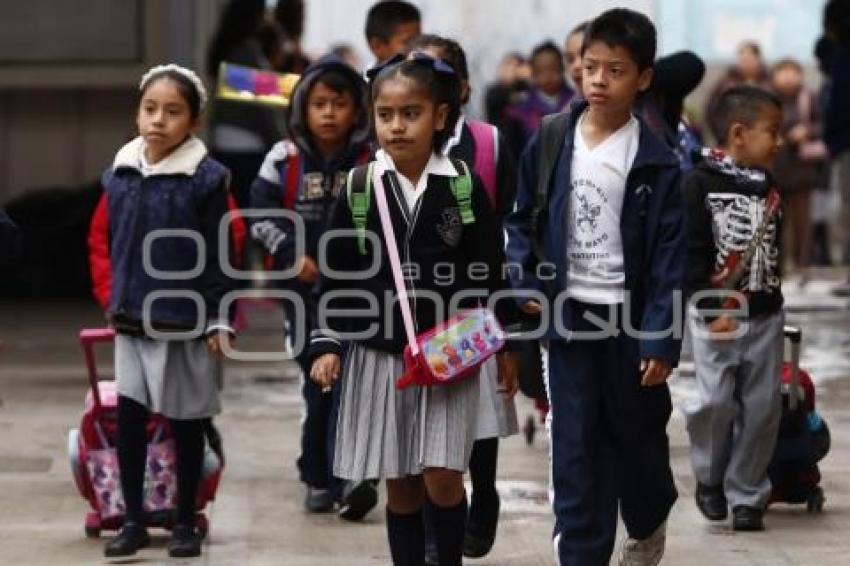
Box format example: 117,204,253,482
467,120,498,208
531,113,571,261
346,163,373,255
282,151,302,210
448,158,475,224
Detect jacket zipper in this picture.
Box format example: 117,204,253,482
117,177,148,314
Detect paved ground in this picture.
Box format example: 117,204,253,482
1,270,849,565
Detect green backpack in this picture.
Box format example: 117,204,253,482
346,159,475,254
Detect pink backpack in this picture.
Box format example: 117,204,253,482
466,120,499,209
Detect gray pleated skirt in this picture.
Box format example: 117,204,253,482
114,334,223,420
475,357,519,440
334,343,480,481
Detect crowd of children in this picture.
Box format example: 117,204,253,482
87,0,846,564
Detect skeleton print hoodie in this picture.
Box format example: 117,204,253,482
682,148,784,320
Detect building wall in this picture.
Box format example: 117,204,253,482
0,0,827,204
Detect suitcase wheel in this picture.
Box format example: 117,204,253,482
523,415,537,446
807,487,825,513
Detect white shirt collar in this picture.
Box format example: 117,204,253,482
375,149,459,210
113,135,208,177
375,149,458,181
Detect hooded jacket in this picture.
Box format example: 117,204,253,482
249,56,371,272
682,149,784,320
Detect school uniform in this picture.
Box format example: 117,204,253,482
505,101,685,564
310,150,515,480
103,135,235,420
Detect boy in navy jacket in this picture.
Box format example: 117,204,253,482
504,9,685,565
249,56,374,519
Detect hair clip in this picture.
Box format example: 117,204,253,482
408,52,456,75
366,53,405,82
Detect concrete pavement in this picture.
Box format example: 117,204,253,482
0,288,849,565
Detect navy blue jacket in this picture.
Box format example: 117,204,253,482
504,101,686,365
103,138,235,334
249,56,371,273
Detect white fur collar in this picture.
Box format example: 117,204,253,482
113,136,208,177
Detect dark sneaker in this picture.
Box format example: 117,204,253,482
104,522,150,557
695,483,728,521
732,506,765,531
168,524,203,558
338,480,379,521
463,492,500,558
304,486,335,513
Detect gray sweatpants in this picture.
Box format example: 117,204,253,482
684,310,783,509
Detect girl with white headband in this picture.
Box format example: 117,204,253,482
98,64,237,559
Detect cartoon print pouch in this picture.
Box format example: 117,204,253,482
370,162,505,390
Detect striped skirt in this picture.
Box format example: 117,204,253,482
475,357,519,440
334,343,480,481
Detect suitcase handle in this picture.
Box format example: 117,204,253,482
783,326,802,411
784,325,802,344
78,328,116,412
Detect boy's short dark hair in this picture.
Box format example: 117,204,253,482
582,8,656,71
313,69,364,108
530,41,564,69
710,85,781,145
365,1,421,43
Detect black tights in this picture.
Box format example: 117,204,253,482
116,396,206,526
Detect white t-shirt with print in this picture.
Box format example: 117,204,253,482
565,111,640,304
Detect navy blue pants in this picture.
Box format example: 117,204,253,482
547,302,677,565
291,314,344,499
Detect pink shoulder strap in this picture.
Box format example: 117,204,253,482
372,164,420,355
467,120,498,208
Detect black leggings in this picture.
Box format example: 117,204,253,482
116,396,206,526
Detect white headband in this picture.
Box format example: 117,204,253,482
139,64,208,110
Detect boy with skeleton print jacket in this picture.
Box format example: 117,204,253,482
682,85,785,533
683,147,784,320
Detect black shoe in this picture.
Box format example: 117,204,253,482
424,535,439,566
732,506,765,531
338,480,378,521
104,522,150,557
463,492,500,558
304,486,335,513
168,524,203,558
695,483,728,521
